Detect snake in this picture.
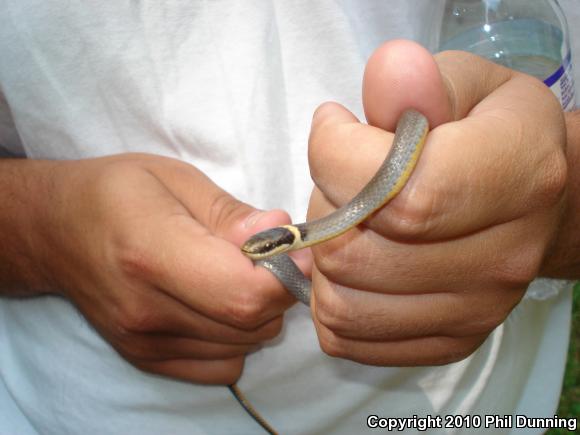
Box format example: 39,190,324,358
240,109,429,306
230,109,429,434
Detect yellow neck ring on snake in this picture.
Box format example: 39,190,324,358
241,109,429,263
234,109,429,434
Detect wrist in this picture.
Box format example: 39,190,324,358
0,158,64,295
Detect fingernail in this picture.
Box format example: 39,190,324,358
244,210,266,229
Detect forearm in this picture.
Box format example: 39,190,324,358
542,109,580,279
0,159,56,295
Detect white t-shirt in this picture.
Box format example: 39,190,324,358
0,1,577,434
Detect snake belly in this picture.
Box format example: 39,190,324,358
244,109,429,306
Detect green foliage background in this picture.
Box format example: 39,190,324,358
548,285,579,434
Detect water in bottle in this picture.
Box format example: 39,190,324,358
432,0,575,110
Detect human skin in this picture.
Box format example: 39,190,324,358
1,40,579,382
0,156,300,384
307,40,576,365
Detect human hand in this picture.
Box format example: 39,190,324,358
307,40,567,365
35,153,299,383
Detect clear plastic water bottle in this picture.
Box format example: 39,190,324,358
432,0,576,111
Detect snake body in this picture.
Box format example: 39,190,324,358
232,109,429,434
241,109,429,305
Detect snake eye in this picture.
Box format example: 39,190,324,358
241,227,296,259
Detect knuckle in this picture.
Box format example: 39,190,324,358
432,340,481,365
115,300,157,335
116,240,157,281
435,349,470,365
314,236,376,285
219,362,244,385
224,292,268,330
128,360,167,379
314,284,352,333
384,186,440,239
536,150,568,205
314,246,350,279
317,328,346,359
495,245,544,289
116,338,153,362
493,264,535,290
128,359,154,375
462,310,509,336
113,322,133,343
207,191,245,234
319,337,344,359
257,317,284,340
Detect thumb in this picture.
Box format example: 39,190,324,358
362,39,516,130
142,157,292,246
362,39,452,131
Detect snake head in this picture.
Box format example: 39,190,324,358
241,226,298,260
